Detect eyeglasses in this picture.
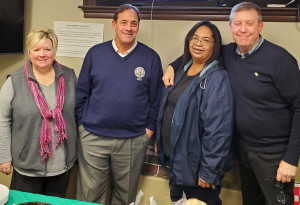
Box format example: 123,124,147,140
189,36,214,46
275,181,286,204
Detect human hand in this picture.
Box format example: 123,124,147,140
146,128,154,139
162,65,175,87
0,161,12,175
198,177,215,189
154,141,158,154
276,160,297,183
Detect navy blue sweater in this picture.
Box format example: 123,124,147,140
223,40,300,166
75,41,163,138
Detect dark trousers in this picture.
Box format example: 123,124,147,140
239,146,294,205
170,184,222,205
10,169,70,198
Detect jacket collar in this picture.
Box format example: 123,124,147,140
183,59,220,77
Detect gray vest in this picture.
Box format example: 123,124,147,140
10,62,78,174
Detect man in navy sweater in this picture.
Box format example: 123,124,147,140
75,4,163,205
163,2,300,205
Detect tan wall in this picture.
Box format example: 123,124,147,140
1,0,300,204
0,0,300,85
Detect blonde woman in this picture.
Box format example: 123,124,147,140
0,27,77,197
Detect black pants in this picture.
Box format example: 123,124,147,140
170,184,222,205
10,169,70,198
239,146,294,205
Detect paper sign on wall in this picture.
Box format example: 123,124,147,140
54,21,104,58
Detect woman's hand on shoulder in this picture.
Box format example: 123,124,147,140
198,177,215,189
162,65,175,87
0,161,12,175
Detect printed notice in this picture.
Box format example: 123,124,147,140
54,21,104,58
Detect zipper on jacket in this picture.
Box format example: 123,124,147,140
64,139,69,174
169,76,207,167
170,82,201,154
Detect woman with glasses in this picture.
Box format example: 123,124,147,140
156,21,235,205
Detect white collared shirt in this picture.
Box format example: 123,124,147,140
112,40,137,57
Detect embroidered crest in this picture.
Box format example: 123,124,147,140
134,67,145,81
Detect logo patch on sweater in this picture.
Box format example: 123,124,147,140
134,67,145,81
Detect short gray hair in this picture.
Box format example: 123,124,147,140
229,2,262,23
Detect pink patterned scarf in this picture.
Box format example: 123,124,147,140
24,60,67,162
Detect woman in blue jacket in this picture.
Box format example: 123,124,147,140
156,21,235,205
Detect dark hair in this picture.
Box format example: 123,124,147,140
182,21,222,67
113,4,140,22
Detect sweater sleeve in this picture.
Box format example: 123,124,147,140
169,55,183,72
273,52,300,166
0,77,13,164
147,54,164,132
198,71,235,185
75,51,93,127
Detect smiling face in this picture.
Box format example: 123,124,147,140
189,26,214,64
229,9,263,55
112,8,139,51
29,38,55,70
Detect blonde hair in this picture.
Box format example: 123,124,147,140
26,26,58,55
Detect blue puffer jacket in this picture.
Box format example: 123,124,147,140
156,60,235,187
